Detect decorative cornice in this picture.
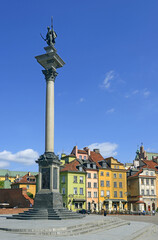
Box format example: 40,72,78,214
36,152,60,167
42,68,58,82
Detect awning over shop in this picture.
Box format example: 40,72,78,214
135,201,145,204
104,199,127,203
73,199,86,202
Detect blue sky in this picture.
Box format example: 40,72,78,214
0,0,158,172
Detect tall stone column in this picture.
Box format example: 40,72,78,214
42,68,57,153
35,42,65,206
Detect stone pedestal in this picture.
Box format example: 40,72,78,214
34,192,63,209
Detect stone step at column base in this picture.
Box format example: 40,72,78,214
7,208,84,220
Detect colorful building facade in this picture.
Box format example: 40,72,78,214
11,172,37,197
98,157,127,211
60,159,86,212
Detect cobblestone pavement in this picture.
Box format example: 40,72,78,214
0,214,157,240
118,213,158,225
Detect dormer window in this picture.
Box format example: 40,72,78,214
93,164,96,169
79,166,82,171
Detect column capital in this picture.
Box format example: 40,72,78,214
42,68,58,82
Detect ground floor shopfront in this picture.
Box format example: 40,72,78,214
128,196,157,212
63,196,86,212
99,199,127,211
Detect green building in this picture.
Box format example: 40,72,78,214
60,159,86,212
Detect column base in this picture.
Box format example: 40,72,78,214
34,191,63,209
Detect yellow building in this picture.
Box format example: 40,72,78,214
98,157,127,212
60,154,76,166
11,172,36,198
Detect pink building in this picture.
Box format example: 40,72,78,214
70,146,104,212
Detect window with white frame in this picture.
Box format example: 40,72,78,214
101,190,104,197
119,182,122,188
84,156,86,160
100,180,104,187
87,173,91,178
79,155,82,160
74,176,77,183
119,173,122,178
94,192,97,198
146,189,149,195
100,171,104,176
106,190,110,197
114,191,117,197
141,189,144,195
94,173,97,178
88,191,91,197
119,191,123,198
106,181,110,187
151,179,154,186
74,187,77,194
88,182,91,188
106,172,109,177
114,182,117,188
146,179,149,185
80,188,83,195
80,176,83,183
94,182,97,188
151,190,154,195
114,173,117,178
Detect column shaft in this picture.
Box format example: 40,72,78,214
45,80,54,152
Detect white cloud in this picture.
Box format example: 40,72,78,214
101,70,115,89
106,108,115,114
79,98,85,103
0,161,10,168
132,90,139,95
143,89,150,97
125,88,150,98
0,149,39,166
88,142,118,158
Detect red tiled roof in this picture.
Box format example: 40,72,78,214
128,169,143,179
78,150,87,154
12,173,36,185
89,151,104,167
60,159,81,172
136,200,145,204
142,160,158,171
128,160,158,179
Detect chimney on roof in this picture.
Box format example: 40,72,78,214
74,146,78,156
93,149,100,154
28,172,31,176
83,147,90,156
